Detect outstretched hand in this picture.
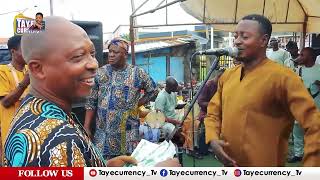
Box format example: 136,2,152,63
107,156,138,167
210,140,237,167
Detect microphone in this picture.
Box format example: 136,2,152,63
195,47,238,57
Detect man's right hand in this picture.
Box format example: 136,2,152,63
210,140,237,167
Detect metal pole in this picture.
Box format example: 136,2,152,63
167,54,220,141
0,5,37,16
211,26,214,49
130,16,136,65
132,21,305,29
0,8,26,15
131,0,139,40
189,52,196,167
166,0,168,25
300,16,308,49
50,0,53,15
132,0,186,18
132,0,150,16
156,0,167,8
129,0,186,65
202,0,206,23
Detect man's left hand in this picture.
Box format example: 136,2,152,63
107,156,137,167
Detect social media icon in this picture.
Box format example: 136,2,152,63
234,169,242,177
89,169,97,177
160,169,168,177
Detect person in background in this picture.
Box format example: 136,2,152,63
267,37,290,66
197,69,225,157
84,38,157,160
155,76,184,138
296,47,320,108
283,40,300,162
315,55,320,65
287,47,320,163
0,35,29,163
284,41,300,72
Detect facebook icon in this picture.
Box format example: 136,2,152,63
160,169,168,177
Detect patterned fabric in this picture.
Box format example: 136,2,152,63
86,64,156,157
4,95,105,167
108,38,129,52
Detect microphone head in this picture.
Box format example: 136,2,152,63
226,47,239,58
195,47,239,57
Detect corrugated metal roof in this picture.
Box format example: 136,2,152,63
128,39,189,54
104,34,207,53
139,32,173,39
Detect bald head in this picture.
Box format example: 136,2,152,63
21,16,88,63
165,76,178,93
23,16,98,103
166,76,177,86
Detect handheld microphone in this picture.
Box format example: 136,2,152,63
195,47,238,57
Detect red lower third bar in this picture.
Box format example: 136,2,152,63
0,167,84,180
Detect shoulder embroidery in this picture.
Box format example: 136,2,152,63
31,99,67,121
71,141,86,167
5,129,40,166
34,119,64,145
49,142,68,167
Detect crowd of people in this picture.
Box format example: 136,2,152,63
0,13,319,167
266,29,320,164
